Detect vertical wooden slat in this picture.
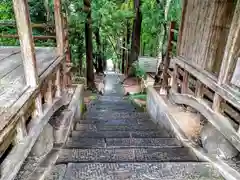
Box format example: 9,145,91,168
160,22,175,95
182,70,189,94
15,117,27,143
12,0,38,87
55,67,62,97
171,64,178,93
45,79,53,105
212,0,240,112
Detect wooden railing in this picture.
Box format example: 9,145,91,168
158,0,240,154
0,0,71,179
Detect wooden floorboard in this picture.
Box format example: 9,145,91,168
0,46,58,110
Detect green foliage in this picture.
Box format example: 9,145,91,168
0,0,182,73
131,61,147,80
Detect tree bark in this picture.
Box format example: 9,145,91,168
94,28,104,73
126,20,131,74
121,36,126,74
84,0,95,89
129,0,142,67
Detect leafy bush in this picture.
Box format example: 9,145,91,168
131,61,147,80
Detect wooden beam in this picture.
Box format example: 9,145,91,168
54,0,65,56
0,34,56,39
12,0,38,87
212,0,240,112
173,56,240,110
0,22,54,28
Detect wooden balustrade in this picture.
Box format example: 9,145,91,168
0,0,69,179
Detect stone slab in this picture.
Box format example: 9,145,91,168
135,148,198,162
71,131,132,138
57,148,135,163
66,138,106,148
57,147,198,163
105,138,182,148
62,162,224,180
96,124,158,131
74,124,97,131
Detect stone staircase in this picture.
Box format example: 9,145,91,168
45,73,223,180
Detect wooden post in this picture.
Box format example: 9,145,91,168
12,0,43,114
55,67,62,97
54,0,66,93
177,0,187,55
171,63,178,93
45,79,53,105
160,21,175,95
54,0,65,56
182,70,189,94
12,0,38,87
15,117,27,143
212,0,240,112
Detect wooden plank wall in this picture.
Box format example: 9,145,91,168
179,0,235,75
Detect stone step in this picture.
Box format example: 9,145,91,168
47,162,224,180
57,147,198,163
75,123,158,131
75,119,157,128
66,138,182,149
83,112,150,120
70,130,171,138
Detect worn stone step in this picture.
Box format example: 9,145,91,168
83,112,151,120
105,138,182,148
57,147,198,163
70,130,171,138
66,138,106,148
66,138,182,149
88,107,137,112
49,162,223,180
75,123,158,131
76,119,157,129
96,124,158,131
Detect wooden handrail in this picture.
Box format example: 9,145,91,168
0,22,54,28
173,56,240,110
169,91,240,152
0,34,56,39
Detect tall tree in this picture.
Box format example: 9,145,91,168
129,0,142,67
94,27,104,73
84,0,95,89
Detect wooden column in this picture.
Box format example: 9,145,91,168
12,0,43,115
54,0,66,94
160,22,175,95
54,0,65,56
177,0,187,55
12,0,38,87
212,0,240,112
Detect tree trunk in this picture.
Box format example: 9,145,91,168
129,0,142,67
121,36,126,74
94,28,104,73
84,0,95,89
126,20,131,74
